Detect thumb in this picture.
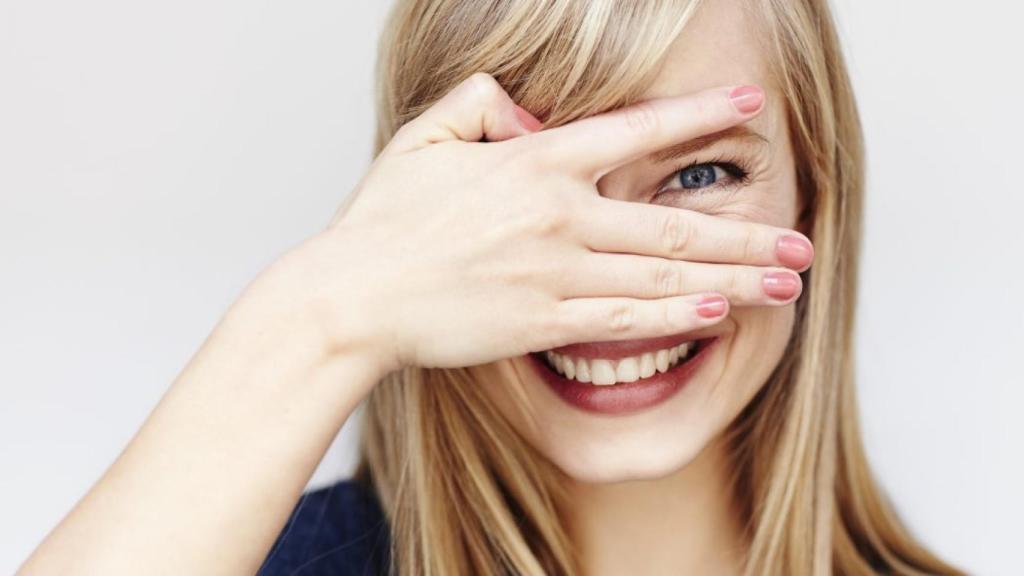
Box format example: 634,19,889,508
387,72,542,153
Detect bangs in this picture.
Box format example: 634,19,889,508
379,0,704,143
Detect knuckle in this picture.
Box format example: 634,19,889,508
606,301,636,333
660,212,693,256
505,136,546,168
654,261,685,299
660,300,680,332
739,229,764,263
466,72,502,104
724,268,747,300
527,205,570,237
622,101,661,137
528,130,580,169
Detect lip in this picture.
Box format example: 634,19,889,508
528,336,721,415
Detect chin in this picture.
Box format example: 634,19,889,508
544,429,712,484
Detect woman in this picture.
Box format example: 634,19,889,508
20,0,965,574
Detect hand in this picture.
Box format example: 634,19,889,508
289,73,813,376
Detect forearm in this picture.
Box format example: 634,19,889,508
19,250,383,575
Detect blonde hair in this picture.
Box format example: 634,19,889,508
355,0,966,574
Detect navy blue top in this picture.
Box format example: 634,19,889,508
257,480,900,575
258,478,392,575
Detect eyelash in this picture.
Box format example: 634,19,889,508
657,155,753,195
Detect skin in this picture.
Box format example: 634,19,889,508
18,0,810,573
478,1,803,573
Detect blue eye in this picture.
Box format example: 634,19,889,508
678,164,720,189
661,161,748,193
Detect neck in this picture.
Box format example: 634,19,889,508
563,436,747,576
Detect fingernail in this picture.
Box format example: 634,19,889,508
513,104,543,132
696,295,728,318
775,234,814,269
763,271,801,301
729,85,764,114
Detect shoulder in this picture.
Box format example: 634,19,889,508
258,477,391,575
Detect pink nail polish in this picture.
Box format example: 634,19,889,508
775,234,814,270
763,271,801,301
696,295,728,318
729,85,764,114
513,104,543,132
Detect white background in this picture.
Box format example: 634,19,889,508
1,1,1020,574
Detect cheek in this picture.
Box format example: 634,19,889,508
683,158,801,228
721,303,796,407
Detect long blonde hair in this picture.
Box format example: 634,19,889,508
355,1,966,574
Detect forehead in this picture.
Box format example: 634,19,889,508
643,0,780,133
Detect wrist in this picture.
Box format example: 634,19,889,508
223,235,393,393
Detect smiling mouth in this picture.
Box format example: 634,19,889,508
536,337,712,385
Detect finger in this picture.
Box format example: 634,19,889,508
552,292,730,344
574,197,815,271
387,72,542,153
535,85,764,180
561,253,803,305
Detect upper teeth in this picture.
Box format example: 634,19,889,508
544,342,696,386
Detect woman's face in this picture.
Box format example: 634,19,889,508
476,0,803,483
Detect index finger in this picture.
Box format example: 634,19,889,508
534,85,765,181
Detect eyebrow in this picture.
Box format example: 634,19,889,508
648,125,770,164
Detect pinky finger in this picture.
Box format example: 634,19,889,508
551,292,730,345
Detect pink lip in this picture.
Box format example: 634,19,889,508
528,337,720,415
